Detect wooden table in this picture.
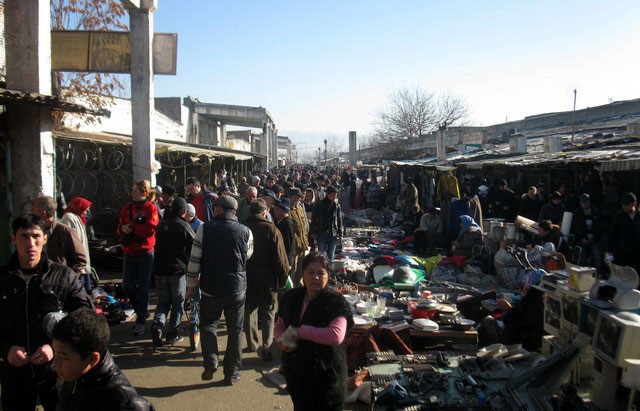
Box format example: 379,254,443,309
409,327,478,350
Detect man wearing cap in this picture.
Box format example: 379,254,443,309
571,194,604,271
608,192,640,274
538,191,566,225
186,195,253,385
186,177,218,223
260,189,277,223
237,176,250,198
273,197,295,268
414,207,444,256
237,186,258,223
488,179,517,222
152,198,195,347
243,199,289,361
288,188,310,285
185,203,203,232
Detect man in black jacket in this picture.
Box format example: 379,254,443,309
52,309,154,411
243,200,289,361
151,198,195,347
609,192,640,274
273,197,295,268
309,185,343,263
186,196,253,385
571,194,604,271
0,214,93,411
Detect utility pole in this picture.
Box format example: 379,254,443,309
324,139,328,161
571,89,577,151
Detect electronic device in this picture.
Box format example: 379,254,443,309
579,299,601,342
590,354,623,411
559,286,588,334
567,265,596,292
543,291,562,337
592,311,640,368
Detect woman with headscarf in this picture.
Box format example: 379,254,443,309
117,180,160,336
452,215,483,257
60,197,93,291
275,252,353,411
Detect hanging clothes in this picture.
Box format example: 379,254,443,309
437,173,460,203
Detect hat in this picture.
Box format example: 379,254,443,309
579,193,591,203
260,189,277,199
478,185,489,195
214,195,238,211
218,183,229,192
536,182,547,188
288,187,303,198
498,179,507,186
172,197,188,216
276,197,291,213
552,191,562,200
186,203,196,218
621,192,637,205
154,186,163,194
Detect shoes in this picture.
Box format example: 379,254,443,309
201,367,218,381
133,324,145,336
152,327,163,347
224,375,241,386
165,335,184,344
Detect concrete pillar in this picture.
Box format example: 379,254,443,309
127,0,157,185
5,0,54,214
436,130,446,162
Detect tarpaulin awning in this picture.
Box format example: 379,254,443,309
599,158,640,172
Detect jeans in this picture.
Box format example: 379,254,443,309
200,292,245,378
244,296,277,352
152,275,186,336
80,273,92,293
123,252,154,325
317,232,338,263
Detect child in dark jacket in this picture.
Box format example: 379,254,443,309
52,309,155,411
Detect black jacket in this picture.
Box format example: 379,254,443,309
0,253,93,381
56,351,154,411
518,194,544,221
609,210,640,266
538,202,566,225
488,189,517,221
279,287,353,410
154,217,195,276
571,206,604,245
244,214,289,305
275,216,295,268
200,212,252,297
310,197,343,237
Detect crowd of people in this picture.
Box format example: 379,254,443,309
1,164,639,410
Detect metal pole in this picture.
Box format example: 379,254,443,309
571,89,577,150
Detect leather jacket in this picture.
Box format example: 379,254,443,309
56,351,155,411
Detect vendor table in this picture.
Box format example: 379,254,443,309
409,327,478,350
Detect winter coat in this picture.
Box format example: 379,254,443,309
46,219,89,275
279,287,354,411
609,209,640,267
56,351,154,411
538,202,566,225
518,194,544,221
0,254,93,381
310,198,343,238
59,213,91,273
153,217,194,276
117,201,160,256
199,212,252,297
290,202,309,254
276,216,295,268
244,214,289,306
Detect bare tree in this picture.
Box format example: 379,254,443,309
373,85,469,142
51,0,128,128
325,134,345,158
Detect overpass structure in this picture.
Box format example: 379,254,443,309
184,97,277,169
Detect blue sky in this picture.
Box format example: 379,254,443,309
153,1,640,153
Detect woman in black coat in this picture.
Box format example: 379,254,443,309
275,253,354,411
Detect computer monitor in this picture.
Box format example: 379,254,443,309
560,287,585,334
544,291,562,337
579,300,601,341
593,311,640,368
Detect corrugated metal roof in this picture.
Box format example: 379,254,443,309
0,88,106,115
